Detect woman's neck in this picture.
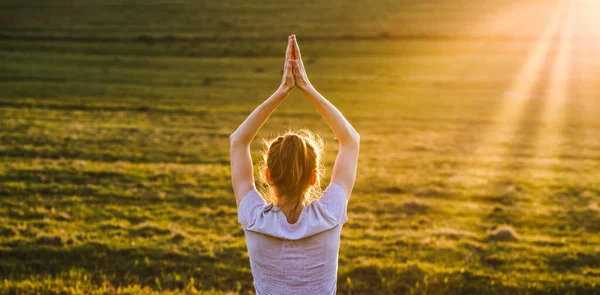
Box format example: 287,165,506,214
276,197,304,224
281,207,303,224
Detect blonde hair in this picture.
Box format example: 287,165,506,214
260,129,325,220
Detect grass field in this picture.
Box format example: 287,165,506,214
1,0,600,294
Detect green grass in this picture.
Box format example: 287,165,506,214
1,0,600,294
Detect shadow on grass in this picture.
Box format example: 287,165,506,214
0,168,234,218
341,263,520,294
0,147,229,165
0,241,252,292
0,100,208,116
0,168,139,185
556,208,600,233
547,250,600,271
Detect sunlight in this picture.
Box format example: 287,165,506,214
532,2,574,160
573,0,600,40
501,5,563,109
577,0,600,111
463,1,565,173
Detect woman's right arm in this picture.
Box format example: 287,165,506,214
229,36,296,206
291,35,360,198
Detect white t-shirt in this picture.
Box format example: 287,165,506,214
238,182,349,295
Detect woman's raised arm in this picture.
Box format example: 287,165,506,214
229,36,296,206
291,35,360,198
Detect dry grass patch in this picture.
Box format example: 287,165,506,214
485,225,519,242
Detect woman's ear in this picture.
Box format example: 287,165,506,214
265,168,274,185
309,171,317,186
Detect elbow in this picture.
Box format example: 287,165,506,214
351,132,360,144
229,133,243,147
230,132,252,148
343,131,360,146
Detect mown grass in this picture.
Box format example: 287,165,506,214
1,0,600,294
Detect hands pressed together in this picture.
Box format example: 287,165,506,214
280,34,312,93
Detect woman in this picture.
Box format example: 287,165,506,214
230,34,360,294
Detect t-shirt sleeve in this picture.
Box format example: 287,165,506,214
237,188,267,229
318,182,349,224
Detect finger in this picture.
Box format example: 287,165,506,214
293,60,306,78
290,36,295,60
289,61,295,80
291,44,295,60
292,34,302,60
284,59,293,75
285,36,292,61
292,60,300,73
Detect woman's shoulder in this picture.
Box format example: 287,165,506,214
318,182,347,202
313,182,349,224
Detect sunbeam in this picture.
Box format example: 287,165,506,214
530,1,574,163
461,1,566,179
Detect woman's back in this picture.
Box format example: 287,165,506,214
238,183,349,295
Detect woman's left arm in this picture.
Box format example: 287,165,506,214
230,36,296,206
